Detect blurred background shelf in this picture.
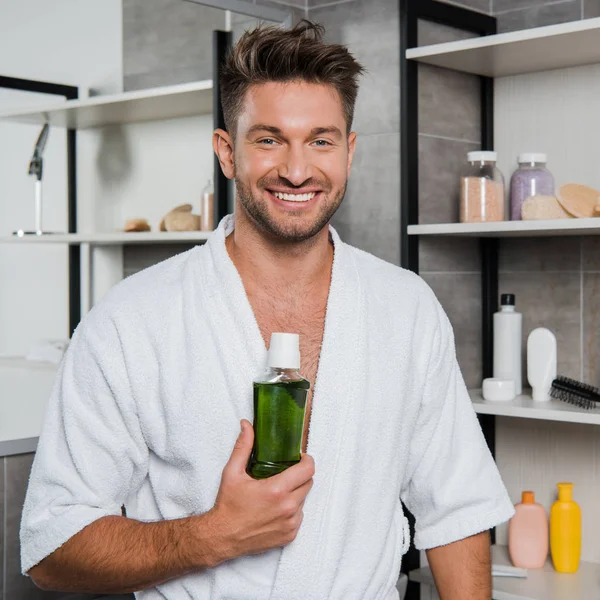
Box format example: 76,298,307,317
408,219,600,237
470,390,600,426
407,17,600,77
0,231,212,245
0,79,213,128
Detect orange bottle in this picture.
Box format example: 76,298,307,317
508,491,548,568
550,482,581,573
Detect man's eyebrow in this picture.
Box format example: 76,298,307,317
311,126,343,139
246,124,344,139
246,124,283,137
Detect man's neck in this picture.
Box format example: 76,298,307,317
225,208,334,300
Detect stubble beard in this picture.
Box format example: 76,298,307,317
234,175,347,243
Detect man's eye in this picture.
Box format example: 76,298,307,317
258,138,277,145
314,140,330,147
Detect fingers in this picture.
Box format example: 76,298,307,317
226,420,255,474
288,478,313,507
273,453,315,491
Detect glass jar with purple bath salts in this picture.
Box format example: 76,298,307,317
510,153,555,220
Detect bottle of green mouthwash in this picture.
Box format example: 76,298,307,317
247,332,310,479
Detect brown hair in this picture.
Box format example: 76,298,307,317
219,20,365,141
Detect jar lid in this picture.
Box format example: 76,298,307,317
518,153,547,164
468,151,497,163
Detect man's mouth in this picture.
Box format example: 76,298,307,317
270,191,317,203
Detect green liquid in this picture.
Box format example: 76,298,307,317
247,378,310,479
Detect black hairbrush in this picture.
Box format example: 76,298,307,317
550,376,600,410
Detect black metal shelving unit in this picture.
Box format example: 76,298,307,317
213,29,234,218
399,2,498,598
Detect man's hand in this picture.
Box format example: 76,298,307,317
28,420,314,595
208,419,315,563
426,530,492,600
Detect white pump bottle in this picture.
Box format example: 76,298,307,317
493,293,523,395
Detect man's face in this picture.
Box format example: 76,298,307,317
231,81,356,243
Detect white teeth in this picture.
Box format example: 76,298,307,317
272,191,317,202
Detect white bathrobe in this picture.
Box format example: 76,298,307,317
21,215,514,600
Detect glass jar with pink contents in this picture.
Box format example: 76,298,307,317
460,151,506,223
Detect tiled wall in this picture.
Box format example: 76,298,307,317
123,0,226,91
443,0,600,31
494,0,600,32
307,0,400,264
417,15,484,387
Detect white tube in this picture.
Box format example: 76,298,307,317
527,328,557,402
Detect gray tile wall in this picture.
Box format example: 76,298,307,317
416,16,485,387
123,0,226,91
498,239,582,382
493,0,600,32
308,0,400,264
123,0,307,91
440,1,600,33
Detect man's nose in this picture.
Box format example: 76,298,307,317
277,145,313,186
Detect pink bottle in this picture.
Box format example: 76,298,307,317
509,491,549,569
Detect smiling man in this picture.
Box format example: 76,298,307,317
20,21,514,600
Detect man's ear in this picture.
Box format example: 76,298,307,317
347,131,357,176
213,128,235,179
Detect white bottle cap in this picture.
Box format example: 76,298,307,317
468,151,498,163
518,153,547,164
267,332,300,369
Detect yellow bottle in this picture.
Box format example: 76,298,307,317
550,482,581,573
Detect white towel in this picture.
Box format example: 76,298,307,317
21,215,514,599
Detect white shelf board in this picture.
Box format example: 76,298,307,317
0,358,58,444
408,218,600,237
409,545,600,600
407,17,600,77
0,231,212,245
0,80,213,129
470,390,600,426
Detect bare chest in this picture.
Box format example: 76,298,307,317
253,303,325,389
